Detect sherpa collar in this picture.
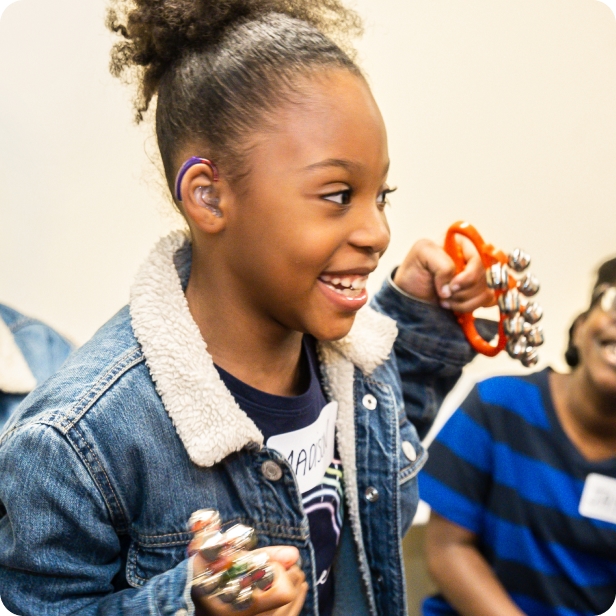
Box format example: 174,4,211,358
130,231,398,467
0,317,37,395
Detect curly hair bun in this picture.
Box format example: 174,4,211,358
107,0,362,119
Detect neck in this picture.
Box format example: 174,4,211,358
185,247,305,397
550,370,616,461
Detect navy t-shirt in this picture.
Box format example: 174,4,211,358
215,336,343,616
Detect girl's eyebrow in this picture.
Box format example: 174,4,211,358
302,158,391,176
303,158,361,173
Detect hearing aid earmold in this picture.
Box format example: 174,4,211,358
444,222,544,367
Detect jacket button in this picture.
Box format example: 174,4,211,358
365,486,379,502
261,460,283,481
402,440,417,462
362,394,377,410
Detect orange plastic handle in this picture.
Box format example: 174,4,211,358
443,221,512,356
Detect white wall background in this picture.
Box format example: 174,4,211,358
1,0,616,415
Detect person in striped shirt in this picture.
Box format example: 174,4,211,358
419,257,616,616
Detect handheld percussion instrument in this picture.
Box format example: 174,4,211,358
444,221,544,367
188,509,275,610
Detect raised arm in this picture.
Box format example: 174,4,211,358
371,238,495,438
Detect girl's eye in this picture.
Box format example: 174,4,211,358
377,187,397,206
323,189,352,206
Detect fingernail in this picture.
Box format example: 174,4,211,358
440,301,451,309
440,285,452,298
450,283,461,292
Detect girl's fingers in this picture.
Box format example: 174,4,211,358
447,289,496,313
271,580,308,616
446,283,496,306
448,241,486,290
193,547,306,616
261,546,301,570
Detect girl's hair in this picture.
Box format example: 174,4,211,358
106,0,363,189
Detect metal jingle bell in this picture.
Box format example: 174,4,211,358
232,586,254,611
518,273,540,297
506,335,528,360
508,248,531,272
503,314,529,338
192,569,224,596
486,263,509,290
498,288,521,315
521,347,539,368
223,556,253,583
229,551,269,578
217,579,242,604
224,524,257,552
247,551,270,570
188,509,221,534
523,301,543,324
199,531,227,562
526,326,544,347
253,564,275,591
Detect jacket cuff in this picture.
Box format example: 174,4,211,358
371,271,476,367
184,557,197,616
146,557,195,615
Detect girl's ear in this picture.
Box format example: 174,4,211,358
177,162,229,233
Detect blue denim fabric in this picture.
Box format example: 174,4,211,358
0,277,474,616
0,304,73,430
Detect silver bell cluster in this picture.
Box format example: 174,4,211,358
486,249,544,367
188,509,276,610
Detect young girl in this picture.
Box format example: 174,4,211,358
0,1,493,614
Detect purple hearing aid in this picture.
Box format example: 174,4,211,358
174,156,219,201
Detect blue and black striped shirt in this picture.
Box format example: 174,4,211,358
419,368,616,616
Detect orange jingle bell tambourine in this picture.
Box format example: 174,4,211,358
444,221,544,367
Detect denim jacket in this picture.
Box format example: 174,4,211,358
0,232,475,616
0,304,73,430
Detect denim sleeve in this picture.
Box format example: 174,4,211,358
0,424,196,616
371,273,496,439
12,322,74,386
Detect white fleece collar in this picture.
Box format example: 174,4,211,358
0,317,37,395
129,231,398,468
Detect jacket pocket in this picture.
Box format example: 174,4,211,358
398,415,427,534
126,533,189,587
398,415,427,486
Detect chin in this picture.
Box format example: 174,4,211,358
309,313,357,342
585,363,616,398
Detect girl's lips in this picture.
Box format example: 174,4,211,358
317,278,368,312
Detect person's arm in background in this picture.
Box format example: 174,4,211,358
425,512,526,616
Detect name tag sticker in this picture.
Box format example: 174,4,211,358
267,401,337,494
579,473,616,525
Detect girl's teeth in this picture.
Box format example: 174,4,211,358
319,274,368,297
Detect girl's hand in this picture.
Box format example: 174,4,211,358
192,545,307,616
393,238,495,313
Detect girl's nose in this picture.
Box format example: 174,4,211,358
348,205,390,255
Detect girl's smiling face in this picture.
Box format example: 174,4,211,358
212,69,392,341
